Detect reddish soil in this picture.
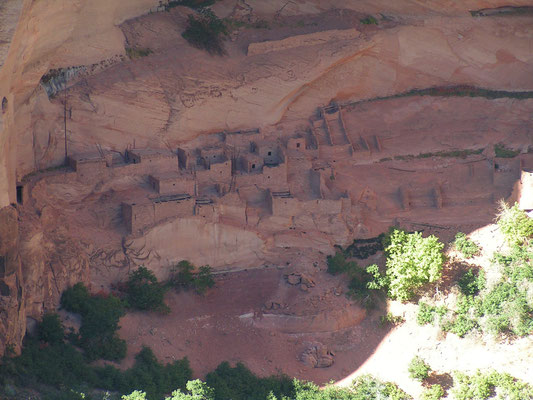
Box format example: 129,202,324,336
118,266,391,383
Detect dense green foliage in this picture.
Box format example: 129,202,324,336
494,144,520,158
368,229,445,301
452,370,533,400
167,0,216,10
418,207,532,338
1,294,191,400
407,356,431,381
360,16,378,25
61,283,127,361
125,47,153,59
420,385,444,400
454,233,480,259
417,302,447,325
457,268,485,296
171,261,215,295
326,251,359,276
38,312,65,344
182,9,229,55
497,202,533,245
126,266,169,312
165,380,215,400
205,362,293,400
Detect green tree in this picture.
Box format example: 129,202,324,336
123,391,147,400
166,379,215,400
127,266,169,312
182,9,229,55
382,229,445,301
38,313,64,344
407,356,431,381
194,266,215,295
496,202,533,245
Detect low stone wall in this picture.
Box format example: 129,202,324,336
247,29,360,56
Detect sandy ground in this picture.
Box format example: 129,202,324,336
118,266,391,383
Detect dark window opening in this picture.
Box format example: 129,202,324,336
1,97,7,114
0,256,6,278
495,163,499,170
252,164,256,169
16,186,23,205
0,281,10,296
296,143,301,148
268,151,272,156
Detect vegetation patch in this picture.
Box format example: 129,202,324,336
418,203,533,338
420,384,444,400
205,362,293,400
496,202,533,245
452,370,533,400
0,313,192,400
182,9,229,55
408,356,431,382
61,283,127,361
470,6,533,17
125,47,153,59
126,266,169,313
494,143,520,158
166,0,216,10
170,260,215,295
367,229,445,301
394,148,484,161
454,233,480,259
360,16,379,25
326,251,383,308
344,85,533,111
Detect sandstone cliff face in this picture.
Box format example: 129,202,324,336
0,0,532,357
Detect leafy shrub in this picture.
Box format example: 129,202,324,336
440,295,480,337
421,385,444,400
194,265,215,294
126,47,152,59
481,282,532,336
373,229,445,301
327,252,383,308
61,283,126,361
408,356,431,381
327,251,358,275
351,375,410,399
123,391,147,400
205,362,294,400
117,347,192,400
126,266,169,312
454,233,480,258
182,9,229,55
380,312,405,327
458,268,485,296
167,0,216,10
172,260,195,287
360,16,378,25
452,371,496,400
496,202,533,245
417,302,448,326
165,379,215,400
38,313,64,344
494,144,520,158
171,261,215,295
